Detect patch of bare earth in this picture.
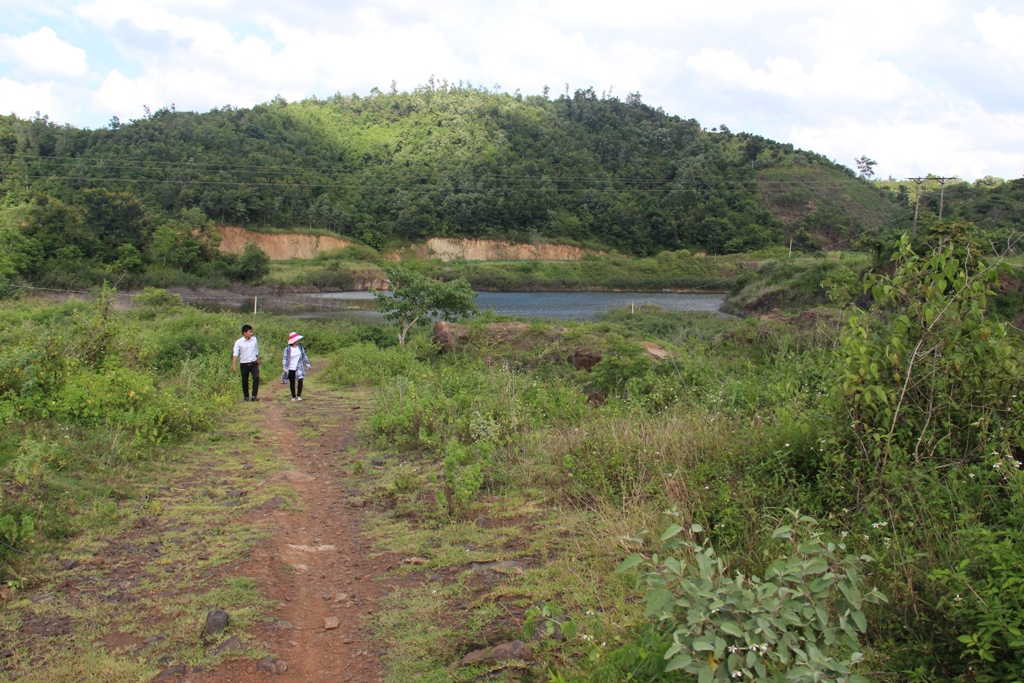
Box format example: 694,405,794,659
193,374,394,683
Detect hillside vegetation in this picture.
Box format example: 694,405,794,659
1,84,902,290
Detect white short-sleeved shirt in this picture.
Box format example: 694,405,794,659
286,347,301,371
233,336,259,363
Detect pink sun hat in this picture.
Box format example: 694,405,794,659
287,332,303,344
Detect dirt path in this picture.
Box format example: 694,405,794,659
195,370,391,683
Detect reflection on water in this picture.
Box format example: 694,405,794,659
474,291,726,319
189,290,726,322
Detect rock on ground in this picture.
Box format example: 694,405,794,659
455,640,532,666
200,610,229,643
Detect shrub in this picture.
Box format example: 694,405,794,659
618,511,886,683
131,287,182,308
438,440,494,519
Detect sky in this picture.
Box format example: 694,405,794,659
1,0,1022,181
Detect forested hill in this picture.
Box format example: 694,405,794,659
1,85,890,263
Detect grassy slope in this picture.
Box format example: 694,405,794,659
758,165,898,240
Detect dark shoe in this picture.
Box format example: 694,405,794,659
251,397,260,402
243,397,250,402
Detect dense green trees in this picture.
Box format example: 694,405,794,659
0,87,860,287
2,85,1014,291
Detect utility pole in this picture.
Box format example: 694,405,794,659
907,177,926,235
932,177,957,221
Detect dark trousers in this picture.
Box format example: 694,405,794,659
288,370,303,398
240,362,260,399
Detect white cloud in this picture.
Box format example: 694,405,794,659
974,7,1024,62
0,27,88,77
686,49,913,103
0,1,1021,178
0,78,71,121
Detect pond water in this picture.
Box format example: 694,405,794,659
303,290,727,321
190,290,727,322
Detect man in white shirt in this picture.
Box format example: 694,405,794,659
231,324,260,402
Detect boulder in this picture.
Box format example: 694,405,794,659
257,658,288,674
258,495,287,510
200,610,229,643
434,321,469,352
151,664,187,680
214,634,247,653
638,341,670,360
456,640,532,666
570,348,602,371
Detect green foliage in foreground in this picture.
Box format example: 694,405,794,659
0,291,389,568
323,237,1023,682
618,513,887,683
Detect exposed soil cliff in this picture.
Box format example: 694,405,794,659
219,228,600,262
385,238,601,262
218,227,354,260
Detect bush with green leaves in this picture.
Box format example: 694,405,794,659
371,264,476,345
927,456,1024,683
438,439,494,519
617,511,886,683
131,287,183,309
837,235,1021,469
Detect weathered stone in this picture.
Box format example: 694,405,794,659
257,658,278,673
434,321,470,352
638,341,669,360
570,348,602,372
214,634,247,653
353,275,390,291
324,616,340,630
347,497,366,508
152,663,187,679
270,619,293,630
370,458,386,467
200,610,229,643
455,640,532,666
143,633,168,645
468,560,523,573
258,495,287,510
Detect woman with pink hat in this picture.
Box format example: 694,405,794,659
282,332,312,401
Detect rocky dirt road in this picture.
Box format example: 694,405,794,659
192,374,392,683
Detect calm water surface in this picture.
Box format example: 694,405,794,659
301,290,727,321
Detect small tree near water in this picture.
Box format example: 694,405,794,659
371,265,477,345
